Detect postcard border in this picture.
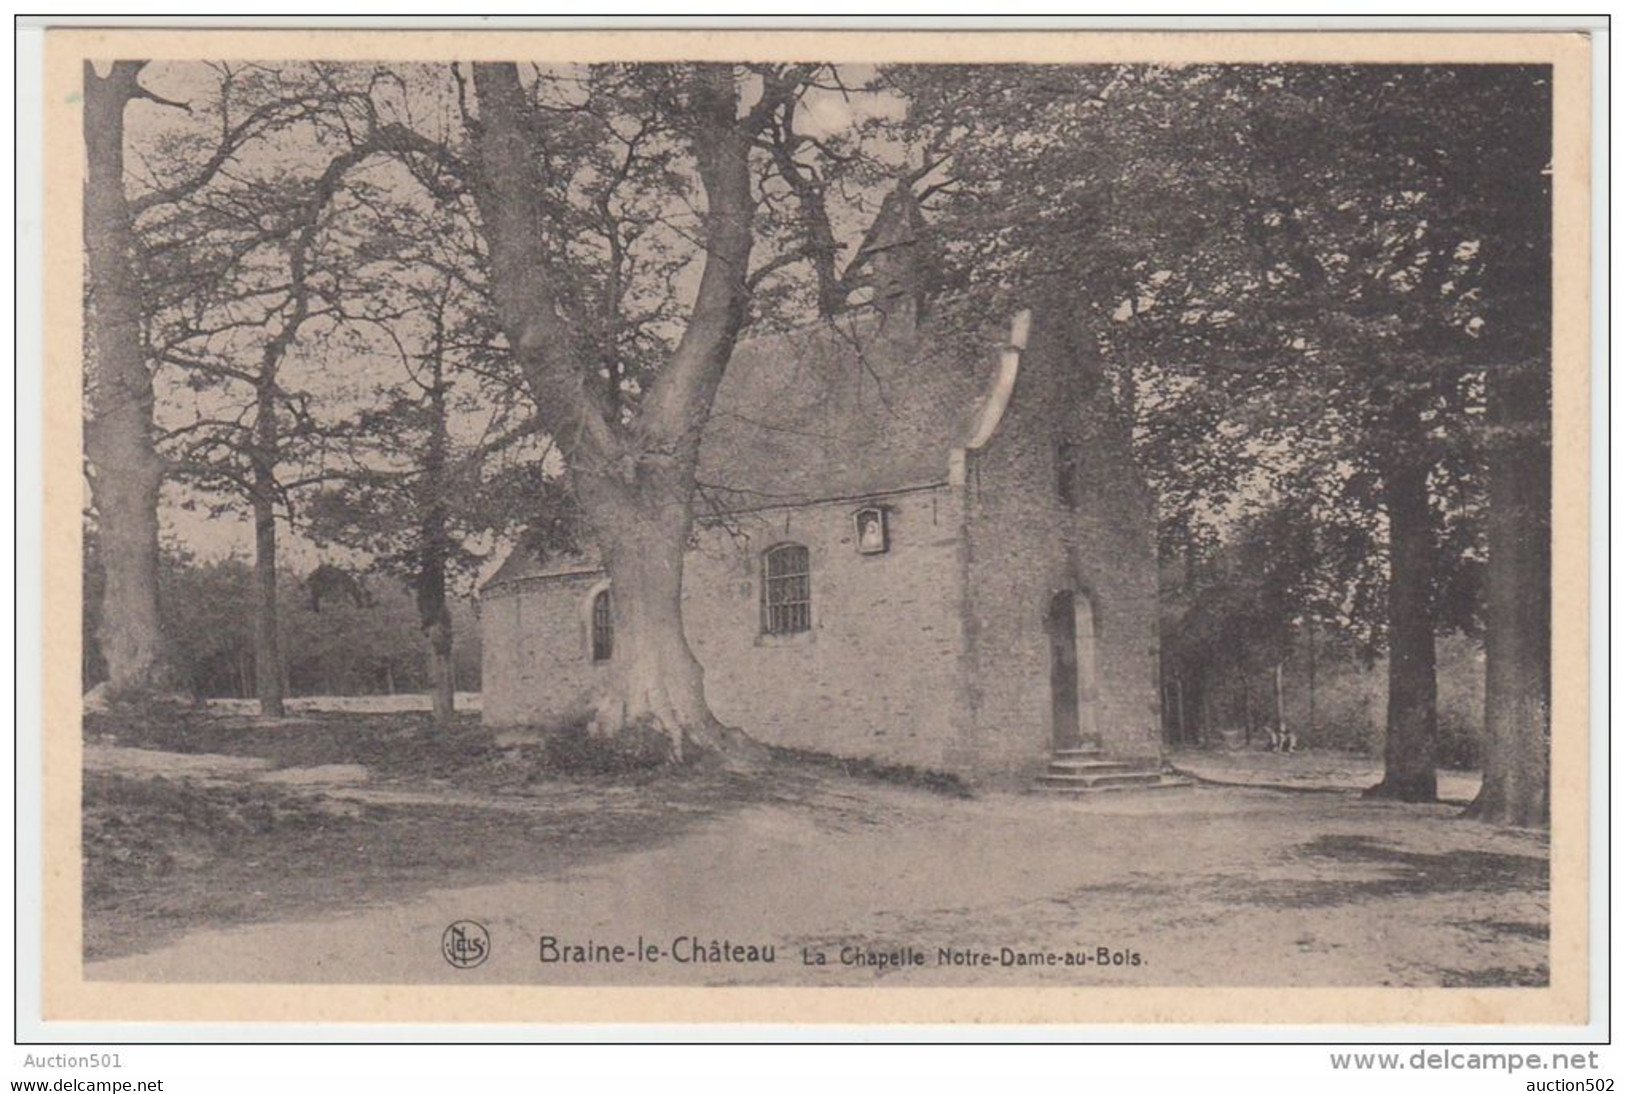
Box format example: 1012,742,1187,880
33,25,1595,1030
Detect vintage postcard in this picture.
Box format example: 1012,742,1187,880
36,24,1593,1028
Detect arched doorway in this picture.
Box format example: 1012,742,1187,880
1046,589,1099,751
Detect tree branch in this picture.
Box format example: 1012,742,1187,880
130,88,322,216
641,64,758,449
468,62,618,461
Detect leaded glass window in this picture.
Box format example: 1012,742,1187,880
591,588,613,661
763,544,811,635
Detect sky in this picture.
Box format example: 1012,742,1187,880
107,61,910,586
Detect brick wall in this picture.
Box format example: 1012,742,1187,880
685,487,970,768
951,308,1162,778
482,488,973,771
480,569,609,729
480,308,1161,783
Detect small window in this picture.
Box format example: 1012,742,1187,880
1057,440,1081,509
763,544,811,635
854,507,889,554
591,588,613,661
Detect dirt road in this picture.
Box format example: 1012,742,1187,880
86,778,1547,988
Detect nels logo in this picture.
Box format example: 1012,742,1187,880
442,920,491,969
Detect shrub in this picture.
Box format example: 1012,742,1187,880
538,719,671,775
766,744,972,798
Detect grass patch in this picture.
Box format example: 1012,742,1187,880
87,704,507,776
87,707,741,788
766,744,971,798
83,772,353,894
81,706,783,961
82,706,978,963
536,718,672,776
82,764,766,962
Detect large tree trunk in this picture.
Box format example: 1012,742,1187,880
579,473,759,765
469,62,767,765
425,608,456,725
251,384,285,717
417,499,456,727
1468,351,1551,826
1467,65,1553,828
1366,438,1439,802
418,346,457,728
83,61,175,698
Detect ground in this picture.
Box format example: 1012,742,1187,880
83,705,1548,988
1168,749,1485,805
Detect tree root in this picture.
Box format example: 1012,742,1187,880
591,698,769,773
691,722,770,773
1461,794,1549,828
1361,775,1438,804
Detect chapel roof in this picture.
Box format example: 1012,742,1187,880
484,301,1007,590
486,181,1025,591
695,305,999,510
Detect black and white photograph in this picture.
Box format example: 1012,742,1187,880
33,23,1594,1032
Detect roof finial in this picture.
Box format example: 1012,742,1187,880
849,178,936,325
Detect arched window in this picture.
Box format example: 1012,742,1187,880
762,544,811,635
591,588,613,662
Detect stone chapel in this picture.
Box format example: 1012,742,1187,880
481,189,1172,789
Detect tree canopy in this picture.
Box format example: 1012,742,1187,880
84,59,1553,817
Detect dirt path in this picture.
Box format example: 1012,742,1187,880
1169,748,1484,804
86,778,1547,988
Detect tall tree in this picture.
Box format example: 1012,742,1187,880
463,62,853,761
161,143,366,715
891,63,1540,803
305,249,567,727
1464,68,1553,827
406,283,460,726
154,73,417,715
83,61,174,698
123,58,891,750
83,60,316,699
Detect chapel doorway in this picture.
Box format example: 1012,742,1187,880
1046,588,1099,751
1047,591,1080,749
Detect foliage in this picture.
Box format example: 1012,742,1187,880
91,61,1548,791
82,536,481,699
890,63,1547,644
539,719,672,776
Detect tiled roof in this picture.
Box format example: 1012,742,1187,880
697,305,997,508
481,547,602,588
485,302,1002,589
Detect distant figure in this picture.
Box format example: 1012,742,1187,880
1268,723,1298,753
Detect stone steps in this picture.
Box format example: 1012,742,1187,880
1035,770,1166,789
1032,749,1194,795
1033,774,1195,796
1046,758,1142,775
